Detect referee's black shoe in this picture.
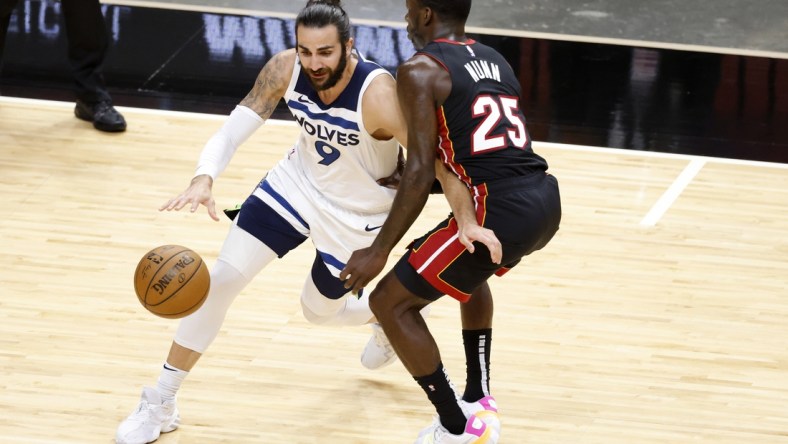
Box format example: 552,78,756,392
75,99,127,132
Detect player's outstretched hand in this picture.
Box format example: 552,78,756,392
340,246,388,295
159,174,219,221
458,224,502,264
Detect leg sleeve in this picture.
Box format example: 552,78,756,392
300,272,374,326
173,222,278,353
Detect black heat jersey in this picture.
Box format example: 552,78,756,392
418,39,547,186
393,39,561,302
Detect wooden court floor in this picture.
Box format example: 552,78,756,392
1,97,787,443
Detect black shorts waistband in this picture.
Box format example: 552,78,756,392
473,171,550,195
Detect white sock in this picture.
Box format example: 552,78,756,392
156,362,188,403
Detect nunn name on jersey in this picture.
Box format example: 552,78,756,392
464,59,501,83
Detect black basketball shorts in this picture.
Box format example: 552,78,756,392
394,172,561,302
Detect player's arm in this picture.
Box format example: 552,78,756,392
340,55,444,292
434,160,502,264
361,74,407,189
362,74,408,146
160,50,295,220
238,49,295,118
364,73,501,262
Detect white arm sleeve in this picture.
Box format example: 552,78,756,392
193,105,264,180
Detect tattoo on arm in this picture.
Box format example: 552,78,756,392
239,52,290,120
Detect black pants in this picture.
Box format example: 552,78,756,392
0,0,111,103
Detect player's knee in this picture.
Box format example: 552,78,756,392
300,254,355,325
301,276,375,326
300,285,342,325
368,288,385,319
301,306,333,325
300,298,341,325
368,274,399,319
370,273,429,322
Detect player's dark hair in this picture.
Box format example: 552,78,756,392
420,0,472,24
297,0,352,44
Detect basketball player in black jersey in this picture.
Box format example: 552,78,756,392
340,0,562,442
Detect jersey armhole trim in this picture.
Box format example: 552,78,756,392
415,51,450,72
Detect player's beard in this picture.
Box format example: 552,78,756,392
305,44,348,91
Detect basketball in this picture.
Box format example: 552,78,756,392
133,245,210,319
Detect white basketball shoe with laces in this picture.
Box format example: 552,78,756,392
361,305,431,369
414,414,498,444
116,387,179,444
360,322,397,369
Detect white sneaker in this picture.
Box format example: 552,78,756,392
414,414,498,444
460,396,501,437
116,387,179,444
360,322,397,369
361,306,431,369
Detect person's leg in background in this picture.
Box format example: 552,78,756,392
61,0,126,132
0,0,21,66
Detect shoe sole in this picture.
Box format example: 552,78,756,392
94,121,127,132
74,106,127,132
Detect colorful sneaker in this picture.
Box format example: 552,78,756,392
116,387,180,444
360,322,397,369
414,414,498,444
460,396,501,437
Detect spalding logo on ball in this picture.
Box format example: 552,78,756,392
134,245,210,318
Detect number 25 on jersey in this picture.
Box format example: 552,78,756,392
471,95,528,154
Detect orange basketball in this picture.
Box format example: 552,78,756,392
133,245,210,319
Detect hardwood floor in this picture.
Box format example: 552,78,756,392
1,97,787,443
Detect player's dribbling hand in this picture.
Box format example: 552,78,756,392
458,224,502,264
159,174,220,221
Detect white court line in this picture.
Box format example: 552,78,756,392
2,96,785,167
0,96,298,126
533,141,788,170
2,96,783,227
639,158,706,227
102,0,788,60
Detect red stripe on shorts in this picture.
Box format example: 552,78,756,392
407,218,473,302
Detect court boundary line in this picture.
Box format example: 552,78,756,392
534,141,788,170
639,158,706,227
102,0,788,60
0,96,298,126
2,95,786,169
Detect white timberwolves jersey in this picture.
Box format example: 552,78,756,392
281,52,399,214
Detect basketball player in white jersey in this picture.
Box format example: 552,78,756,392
115,1,501,443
